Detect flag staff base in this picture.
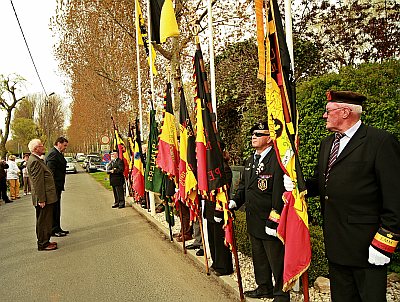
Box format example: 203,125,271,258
178,202,187,254
302,271,309,302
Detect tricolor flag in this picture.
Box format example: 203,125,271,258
193,47,233,250
135,0,157,75
145,109,163,193
178,87,199,218
112,120,131,179
149,0,180,44
130,119,145,201
257,0,311,291
156,82,179,182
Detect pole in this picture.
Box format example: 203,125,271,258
231,221,245,301
198,215,210,275
147,0,155,107
178,201,187,254
284,0,294,72
207,0,217,125
134,0,144,135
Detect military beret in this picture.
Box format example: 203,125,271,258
250,121,269,133
326,90,366,105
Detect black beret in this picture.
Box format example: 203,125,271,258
326,90,366,105
250,121,269,133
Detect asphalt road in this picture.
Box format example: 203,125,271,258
0,169,238,302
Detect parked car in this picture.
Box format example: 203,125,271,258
82,154,98,169
65,156,77,174
76,153,86,162
86,156,103,173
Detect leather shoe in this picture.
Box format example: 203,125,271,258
50,242,57,246
196,249,204,256
118,205,125,208
52,232,67,237
38,243,57,251
112,204,119,208
60,230,69,234
186,244,200,250
244,288,273,299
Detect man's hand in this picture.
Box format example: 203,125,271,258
283,175,294,192
214,216,223,223
368,246,390,265
265,226,277,237
228,200,237,210
38,202,46,208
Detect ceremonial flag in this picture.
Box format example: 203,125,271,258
257,0,311,291
193,47,233,250
112,118,131,179
135,0,157,75
178,87,199,218
130,119,145,201
156,82,179,182
145,109,163,193
149,0,180,44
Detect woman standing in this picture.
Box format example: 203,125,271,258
7,155,21,200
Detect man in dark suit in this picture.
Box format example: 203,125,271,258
0,158,11,203
231,121,288,301
27,139,58,251
300,90,400,302
107,151,125,208
45,137,69,237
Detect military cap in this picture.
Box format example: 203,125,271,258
326,90,366,105
250,120,269,134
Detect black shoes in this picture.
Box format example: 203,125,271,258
118,205,125,208
196,249,204,256
52,232,66,237
244,287,273,299
112,204,119,208
186,244,201,250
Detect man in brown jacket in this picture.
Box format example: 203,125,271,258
27,139,58,251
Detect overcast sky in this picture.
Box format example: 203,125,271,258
0,0,70,133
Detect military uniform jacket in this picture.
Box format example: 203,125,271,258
107,158,125,186
233,150,285,240
45,147,67,191
307,123,400,267
27,154,58,207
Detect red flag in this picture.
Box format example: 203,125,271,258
257,0,311,291
111,118,130,179
156,82,179,182
130,119,145,201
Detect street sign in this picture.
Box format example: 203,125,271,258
101,135,110,144
100,144,109,152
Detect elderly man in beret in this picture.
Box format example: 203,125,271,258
230,121,289,301
286,90,400,302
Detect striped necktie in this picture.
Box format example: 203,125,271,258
325,132,345,183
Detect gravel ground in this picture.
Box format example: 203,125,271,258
135,203,400,302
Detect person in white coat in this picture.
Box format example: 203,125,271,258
6,155,21,200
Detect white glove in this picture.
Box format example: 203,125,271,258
228,200,237,210
368,246,390,265
214,216,223,223
265,226,277,237
283,174,294,192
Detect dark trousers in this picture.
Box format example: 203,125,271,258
249,233,289,302
52,189,62,233
112,185,125,207
207,220,233,275
329,261,387,302
0,178,10,202
179,202,191,236
36,203,54,249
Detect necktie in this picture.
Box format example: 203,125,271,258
325,132,345,183
252,154,261,177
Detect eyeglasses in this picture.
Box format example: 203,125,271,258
324,107,351,115
252,132,270,137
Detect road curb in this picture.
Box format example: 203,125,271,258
130,199,245,302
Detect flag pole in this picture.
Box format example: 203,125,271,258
207,0,217,125
198,213,210,275
284,1,308,300
147,0,156,216
134,1,143,135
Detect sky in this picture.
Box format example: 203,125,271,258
0,0,70,133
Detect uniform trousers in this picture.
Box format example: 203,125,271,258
207,220,233,275
36,203,54,249
249,233,289,301
328,261,387,302
112,185,125,207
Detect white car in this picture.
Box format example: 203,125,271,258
65,156,77,174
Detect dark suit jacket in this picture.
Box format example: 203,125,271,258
307,123,400,267
45,147,67,191
27,154,57,207
107,158,125,186
233,149,285,240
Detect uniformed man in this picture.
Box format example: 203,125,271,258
230,121,289,301
296,90,400,302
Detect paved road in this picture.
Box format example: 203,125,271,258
0,170,238,302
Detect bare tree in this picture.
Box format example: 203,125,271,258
0,74,26,158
